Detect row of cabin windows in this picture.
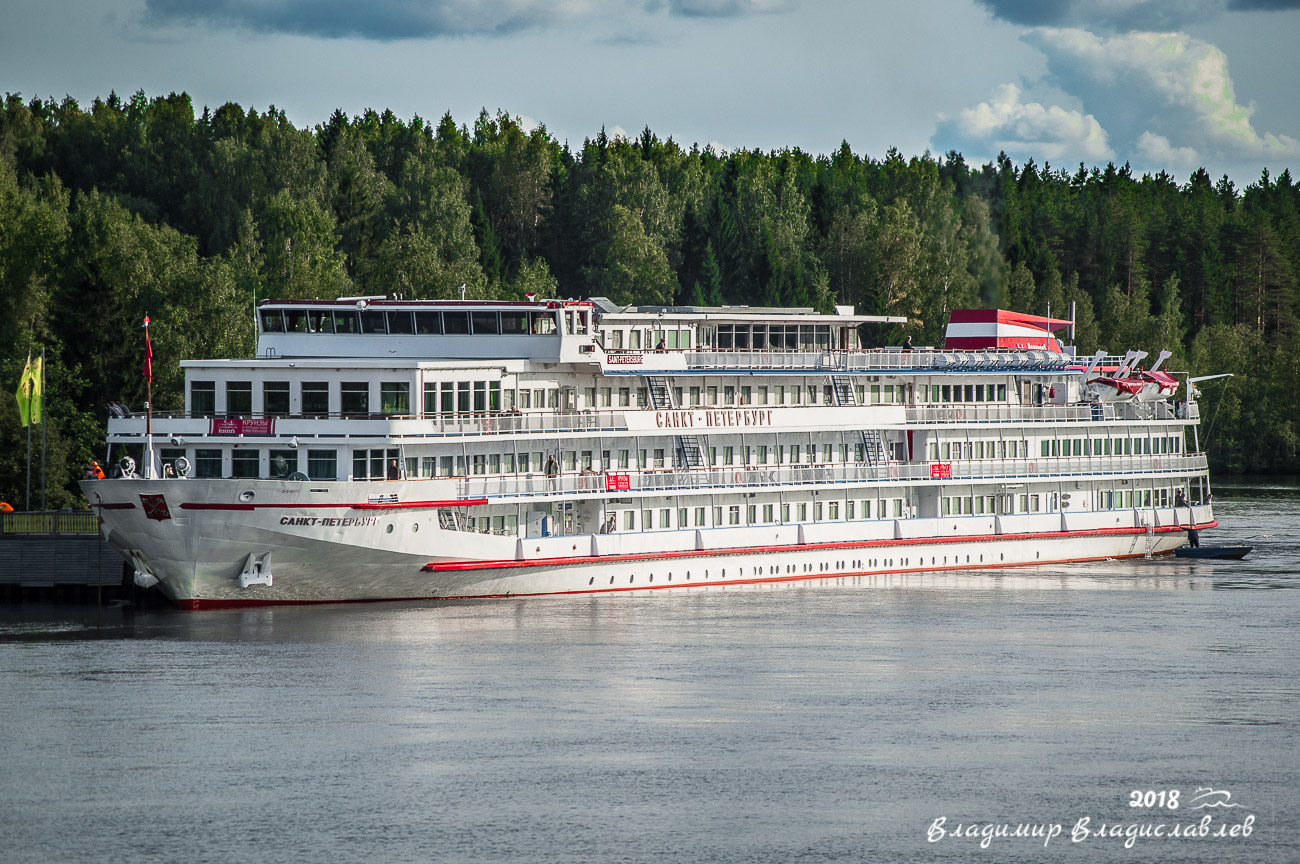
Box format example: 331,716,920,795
259,308,558,337
406,440,889,479
601,329,692,351
929,440,1030,460
615,497,906,532
1039,436,1183,457
927,383,1008,403
190,378,911,417
179,448,338,480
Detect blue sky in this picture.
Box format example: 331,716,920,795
3,0,1297,184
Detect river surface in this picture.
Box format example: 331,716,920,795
2,485,1297,863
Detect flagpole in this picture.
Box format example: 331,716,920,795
40,348,47,511
25,374,32,511
145,316,154,480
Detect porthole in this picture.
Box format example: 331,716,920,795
649,574,654,582
412,523,419,533
629,575,634,583
668,573,672,581
386,524,394,534
609,576,615,584
238,490,255,502
1000,553,1004,561
589,577,594,585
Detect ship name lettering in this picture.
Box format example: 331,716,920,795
704,409,773,428
280,515,379,527
655,410,695,429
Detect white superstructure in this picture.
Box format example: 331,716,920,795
82,297,1216,609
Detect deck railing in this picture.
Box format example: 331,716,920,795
457,453,1210,500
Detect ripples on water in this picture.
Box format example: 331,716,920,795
1,486,1297,864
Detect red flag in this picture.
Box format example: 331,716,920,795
143,315,153,382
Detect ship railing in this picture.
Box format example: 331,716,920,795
455,453,1210,500
907,404,1107,424
106,410,630,438
682,349,1075,373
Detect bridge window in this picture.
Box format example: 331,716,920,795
386,311,414,334
285,309,311,333
360,310,386,334
414,311,441,334
309,310,335,333
443,312,471,334
472,311,500,335
259,310,285,333
334,311,360,334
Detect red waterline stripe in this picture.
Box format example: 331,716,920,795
423,521,1217,572
178,546,1184,610
179,498,488,512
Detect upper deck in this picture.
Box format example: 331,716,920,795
254,296,906,367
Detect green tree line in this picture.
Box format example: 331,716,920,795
2,90,1296,507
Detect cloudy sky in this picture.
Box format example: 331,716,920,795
3,0,1297,184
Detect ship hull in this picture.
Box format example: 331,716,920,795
83,478,1214,610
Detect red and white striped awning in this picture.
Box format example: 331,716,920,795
944,309,1071,351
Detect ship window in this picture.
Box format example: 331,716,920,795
334,311,360,334
472,311,500,335
381,382,410,415
309,310,335,333
473,381,487,412
717,325,734,350
195,449,222,478
226,381,252,416
360,310,386,334
232,449,259,479
264,381,289,416
443,311,471,334
260,310,285,333
307,449,336,481
501,311,529,334
341,382,369,417
457,382,471,413
269,450,296,479
386,311,414,334
414,311,442,334
285,309,311,333
796,503,807,521
302,382,329,417
191,381,215,417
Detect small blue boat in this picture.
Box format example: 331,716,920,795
1173,546,1252,560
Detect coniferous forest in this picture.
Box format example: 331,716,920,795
2,90,1298,508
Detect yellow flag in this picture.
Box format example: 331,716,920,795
30,356,42,425
15,355,32,427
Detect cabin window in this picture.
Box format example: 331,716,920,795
231,449,259,479
341,382,369,417
259,310,285,333
533,312,557,335
472,311,500,335
763,504,774,522
191,381,215,417
381,382,410,415
414,311,441,334
724,386,736,405
443,312,471,335
264,381,290,416
610,330,624,350
269,450,296,479
226,381,252,416
309,310,335,333
386,311,414,334
360,311,386,334
285,309,311,333
195,449,222,478
302,382,329,417
331,311,359,334
796,503,807,521
501,311,529,334
307,449,337,481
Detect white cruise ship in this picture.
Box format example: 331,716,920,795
82,296,1216,609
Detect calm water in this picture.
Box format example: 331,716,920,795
2,487,1297,864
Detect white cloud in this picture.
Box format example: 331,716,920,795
937,82,1113,164
1135,131,1200,171
1025,27,1300,160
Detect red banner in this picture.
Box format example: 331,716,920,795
208,417,276,435
604,473,630,491
930,462,952,479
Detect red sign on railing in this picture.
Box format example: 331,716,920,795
604,473,631,491
208,417,276,436
930,462,952,479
